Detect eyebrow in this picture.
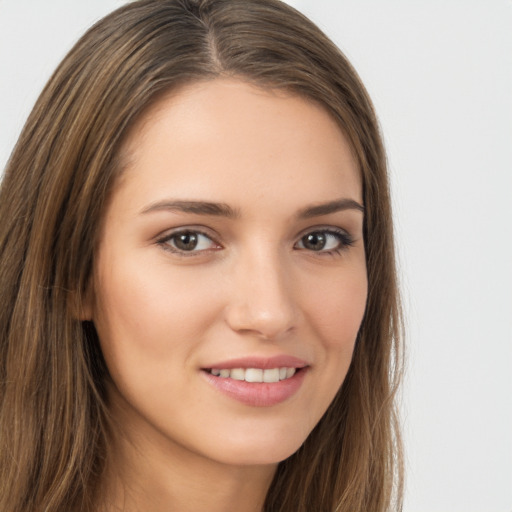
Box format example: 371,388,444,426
141,200,240,218
297,198,364,218
140,197,364,219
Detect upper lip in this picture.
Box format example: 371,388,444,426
203,355,310,370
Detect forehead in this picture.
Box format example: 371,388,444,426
113,78,361,215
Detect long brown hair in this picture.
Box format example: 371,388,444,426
0,1,404,510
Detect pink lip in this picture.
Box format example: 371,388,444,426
203,355,309,370
201,355,309,407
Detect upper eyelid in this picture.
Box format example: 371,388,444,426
155,224,350,236
155,225,219,242
296,225,352,238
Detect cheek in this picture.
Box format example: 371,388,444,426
289,264,367,438
300,262,367,410
91,255,222,382
305,266,368,352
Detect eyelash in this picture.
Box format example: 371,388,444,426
156,227,354,257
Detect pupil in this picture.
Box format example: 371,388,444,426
175,232,198,251
304,232,326,250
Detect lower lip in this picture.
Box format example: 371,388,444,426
201,368,307,407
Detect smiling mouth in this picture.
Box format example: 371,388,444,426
205,367,298,383
202,364,307,406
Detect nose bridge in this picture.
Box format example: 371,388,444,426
226,241,297,339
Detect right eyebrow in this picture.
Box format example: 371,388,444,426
140,199,240,218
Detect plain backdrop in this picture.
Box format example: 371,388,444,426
1,1,511,511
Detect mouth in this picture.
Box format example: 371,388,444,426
204,366,299,383
201,357,308,406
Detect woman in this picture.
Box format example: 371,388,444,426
0,0,403,511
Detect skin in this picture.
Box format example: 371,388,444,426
84,79,368,512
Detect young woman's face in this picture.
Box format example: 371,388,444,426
87,79,367,467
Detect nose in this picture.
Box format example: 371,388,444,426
224,248,298,341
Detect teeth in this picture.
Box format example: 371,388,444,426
209,367,297,382
263,368,280,383
286,367,296,379
230,368,245,381
245,368,263,382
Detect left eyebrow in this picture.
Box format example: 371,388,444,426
297,198,364,219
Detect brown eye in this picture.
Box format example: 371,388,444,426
173,232,199,251
161,230,218,253
301,232,327,251
296,229,354,253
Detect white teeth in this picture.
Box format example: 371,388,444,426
286,367,296,379
245,368,263,382
263,368,280,383
209,367,298,382
230,368,245,381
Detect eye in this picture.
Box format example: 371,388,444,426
158,230,219,254
295,229,354,254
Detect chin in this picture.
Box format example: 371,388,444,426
199,424,310,467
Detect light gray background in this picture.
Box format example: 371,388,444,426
1,1,511,511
